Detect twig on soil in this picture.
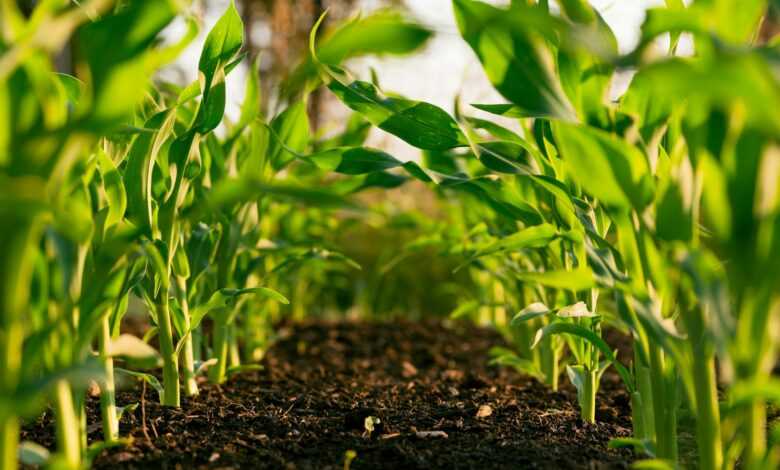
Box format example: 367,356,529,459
140,381,152,444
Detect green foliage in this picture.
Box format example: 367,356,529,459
2,1,780,469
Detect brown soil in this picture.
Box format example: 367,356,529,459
22,320,634,469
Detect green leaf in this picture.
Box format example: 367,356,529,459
515,266,595,291
78,0,178,125
655,179,692,242
328,77,468,151
96,148,127,229
729,378,780,408
453,0,575,120
54,73,83,105
511,302,552,324
308,147,403,174
476,141,534,174
195,178,354,217
552,122,654,210
177,287,289,355
268,101,311,170
558,0,596,24
608,437,656,456
198,1,244,89
196,1,244,132
108,334,161,369
116,368,164,402
471,103,532,118
123,110,176,234
471,223,558,260
450,300,481,319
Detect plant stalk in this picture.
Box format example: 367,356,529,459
53,379,81,469
582,368,597,424
691,351,722,470
0,324,22,470
156,293,180,406
540,335,559,391
745,399,766,470
209,315,229,384
649,344,678,462
98,313,119,442
176,277,198,397
634,347,655,439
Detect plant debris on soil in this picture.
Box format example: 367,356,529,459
22,320,635,469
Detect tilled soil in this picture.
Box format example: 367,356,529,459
22,320,634,469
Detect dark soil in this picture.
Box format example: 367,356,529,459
22,320,634,469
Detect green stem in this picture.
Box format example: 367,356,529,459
649,344,678,461
0,324,22,470
156,293,180,406
691,351,722,470
98,313,118,442
228,324,241,368
582,368,597,424
209,316,229,384
745,399,766,470
0,413,18,470
176,277,198,397
540,335,559,391
54,379,81,469
630,391,646,441
635,347,655,440
1,218,41,470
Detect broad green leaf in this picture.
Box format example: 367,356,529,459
553,122,654,210
516,266,595,291
471,103,531,118
108,334,161,369
453,0,575,120
268,101,311,170
78,0,178,125
476,141,534,174
472,223,558,259
635,54,780,135
655,180,692,242
172,246,190,279
196,1,244,132
308,147,403,175
195,178,354,216
198,1,244,89
177,286,289,355
641,1,766,47
558,0,596,24
124,110,176,234
328,77,468,151
54,73,83,105
511,302,552,324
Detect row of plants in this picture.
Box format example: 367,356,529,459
300,0,780,469
0,1,441,468
2,0,780,469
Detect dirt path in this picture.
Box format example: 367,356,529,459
22,320,634,469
